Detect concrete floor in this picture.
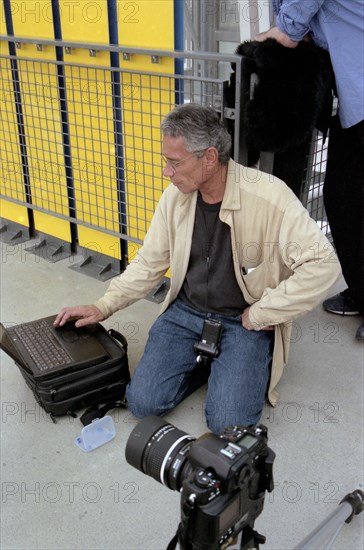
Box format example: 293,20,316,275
0,239,363,550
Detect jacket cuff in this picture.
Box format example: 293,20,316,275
93,299,113,320
248,302,276,330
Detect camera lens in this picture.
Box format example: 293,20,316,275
125,416,195,491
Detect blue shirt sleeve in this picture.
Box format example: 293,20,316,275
274,0,325,41
273,0,364,128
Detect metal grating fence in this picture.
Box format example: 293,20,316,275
304,131,330,238
0,39,244,262
0,37,330,268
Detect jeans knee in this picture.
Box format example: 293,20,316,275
206,413,259,435
205,416,225,435
126,383,165,419
126,399,158,420
205,405,263,435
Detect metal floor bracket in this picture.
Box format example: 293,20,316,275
25,236,72,263
0,220,31,245
144,277,170,304
69,251,122,282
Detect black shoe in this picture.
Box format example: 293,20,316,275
356,322,364,341
323,290,360,316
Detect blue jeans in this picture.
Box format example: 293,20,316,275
126,300,273,434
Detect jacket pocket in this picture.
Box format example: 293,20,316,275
241,261,274,301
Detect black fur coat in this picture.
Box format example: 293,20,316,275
228,38,334,153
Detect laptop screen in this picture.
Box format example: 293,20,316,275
0,323,32,374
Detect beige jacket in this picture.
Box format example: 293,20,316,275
95,160,341,404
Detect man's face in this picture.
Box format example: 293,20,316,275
162,135,206,194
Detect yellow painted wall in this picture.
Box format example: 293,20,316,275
118,0,175,258
1,0,177,266
59,0,121,259
9,0,71,242
0,33,28,227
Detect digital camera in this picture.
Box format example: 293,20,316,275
125,416,275,549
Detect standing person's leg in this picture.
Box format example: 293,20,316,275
357,121,364,337
126,300,209,418
204,315,274,435
323,117,364,336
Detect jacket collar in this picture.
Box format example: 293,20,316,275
220,159,241,222
173,158,241,212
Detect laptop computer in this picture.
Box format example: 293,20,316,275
0,315,109,380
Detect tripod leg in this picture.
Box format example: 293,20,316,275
294,490,363,550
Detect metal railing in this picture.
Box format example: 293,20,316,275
0,36,244,258
0,35,330,268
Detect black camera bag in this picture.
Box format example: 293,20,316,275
16,326,130,423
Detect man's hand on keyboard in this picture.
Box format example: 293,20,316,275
53,305,105,328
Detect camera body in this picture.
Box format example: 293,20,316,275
178,425,275,549
125,417,275,550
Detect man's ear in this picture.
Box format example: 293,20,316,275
204,147,219,165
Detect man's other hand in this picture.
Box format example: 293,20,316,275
255,26,299,48
53,305,104,328
242,307,274,331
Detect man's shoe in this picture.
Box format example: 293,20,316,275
323,290,360,316
356,322,364,341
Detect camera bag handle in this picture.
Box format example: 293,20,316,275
108,328,128,352
80,399,127,426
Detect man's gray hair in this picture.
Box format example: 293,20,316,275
161,104,232,164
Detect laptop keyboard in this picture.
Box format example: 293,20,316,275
13,320,72,371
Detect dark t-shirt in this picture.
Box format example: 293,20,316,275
178,193,248,316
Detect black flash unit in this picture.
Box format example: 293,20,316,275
194,319,223,364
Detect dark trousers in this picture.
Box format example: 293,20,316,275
323,115,364,314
